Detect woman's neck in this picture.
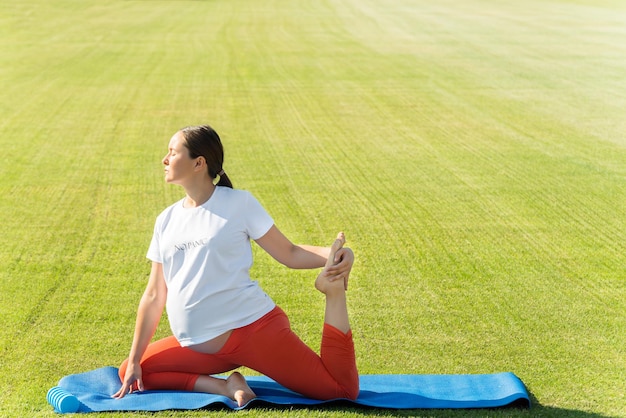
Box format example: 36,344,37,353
183,180,216,208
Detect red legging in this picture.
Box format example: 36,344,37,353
118,306,359,400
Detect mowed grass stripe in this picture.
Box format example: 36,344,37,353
0,0,625,416
255,0,626,411
221,6,619,414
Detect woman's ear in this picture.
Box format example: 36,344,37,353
194,156,206,171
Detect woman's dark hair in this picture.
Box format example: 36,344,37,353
180,125,233,188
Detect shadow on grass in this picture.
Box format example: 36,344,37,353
228,386,619,417
233,400,616,418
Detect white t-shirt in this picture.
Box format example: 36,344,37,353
147,186,276,346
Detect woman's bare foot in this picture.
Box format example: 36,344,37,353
315,232,347,295
226,372,256,407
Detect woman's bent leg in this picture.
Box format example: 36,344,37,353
118,335,239,391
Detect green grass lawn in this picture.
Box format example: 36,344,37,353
1,0,625,417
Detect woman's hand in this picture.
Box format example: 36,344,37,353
323,246,354,290
256,226,354,290
112,361,144,399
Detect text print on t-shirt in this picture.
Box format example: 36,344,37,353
174,237,209,252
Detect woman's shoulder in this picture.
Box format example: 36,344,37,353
216,186,254,201
155,198,184,220
215,187,268,213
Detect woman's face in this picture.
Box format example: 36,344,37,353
162,131,197,184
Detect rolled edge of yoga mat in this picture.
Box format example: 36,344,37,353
47,386,80,413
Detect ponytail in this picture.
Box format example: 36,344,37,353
214,169,233,188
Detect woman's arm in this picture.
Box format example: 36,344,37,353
113,261,167,398
255,225,328,268
255,225,354,285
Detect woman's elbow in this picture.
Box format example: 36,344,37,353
270,244,301,269
141,287,166,307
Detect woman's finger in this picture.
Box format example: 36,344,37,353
112,383,128,399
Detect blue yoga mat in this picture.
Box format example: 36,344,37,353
47,367,530,413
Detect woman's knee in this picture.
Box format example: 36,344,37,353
341,381,360,401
